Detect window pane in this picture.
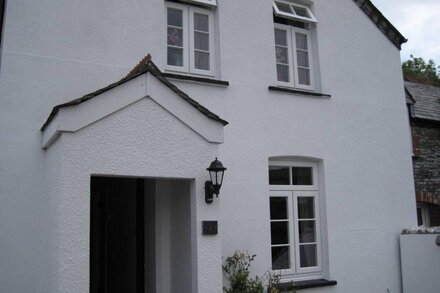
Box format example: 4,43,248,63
292,167,313,185
194,51,210,70
194,32,209,51
298,68,311,85
300,244,317,267
296,33,308,50
167,47,183,67
271,222,289,245
167,27,183,47
269,166,290,185
292,6,310,18
168,8,183,27
276,46,288,64
297,197,314,219
270,197,288,220
297,51,309,68
275,29,287,46
275,2,293,13
272,246,290,270
299,220,316,243
277,64,290,82
194,13,209,32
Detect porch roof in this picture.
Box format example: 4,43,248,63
40,55,227,149
41,54,228,132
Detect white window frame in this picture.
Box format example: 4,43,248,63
165,2,215,77
187,0,217,7
274,23,315,91
189,6,215,76
269,161,318,191
166,2,189,73
273,1,317,23
269,161,323,280
274,25,294,88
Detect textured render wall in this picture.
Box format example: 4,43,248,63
194,1,413,292
54,98,220,292
178,1,414,292
0,0,416,293
0,1,150,291
41,135,63,291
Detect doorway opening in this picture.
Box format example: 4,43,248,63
90,176,192,293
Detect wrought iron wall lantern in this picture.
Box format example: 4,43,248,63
205,158,227,204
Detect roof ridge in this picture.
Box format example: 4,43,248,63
125,53,153,79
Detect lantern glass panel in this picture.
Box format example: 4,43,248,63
218,170,224,186
209,170,216,185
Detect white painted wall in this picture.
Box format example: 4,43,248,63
156,179,192,293
0,0,416,292
400,234,440,293
41,98,220,292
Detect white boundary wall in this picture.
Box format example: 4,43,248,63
400,234,440,293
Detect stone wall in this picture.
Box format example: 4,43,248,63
412,123,440,225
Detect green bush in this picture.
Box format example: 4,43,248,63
222,250,295,293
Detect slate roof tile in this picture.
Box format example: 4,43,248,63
405,81,440,122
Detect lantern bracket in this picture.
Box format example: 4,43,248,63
205,181,216,204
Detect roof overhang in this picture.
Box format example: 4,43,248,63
41,59,227,149
353,0,407,50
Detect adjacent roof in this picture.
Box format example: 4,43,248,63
41,54,228,131
405,81,440,123
353,0,407,50
405,87,415,105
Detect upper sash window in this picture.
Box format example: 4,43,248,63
166,2,215,76
273,1,317,91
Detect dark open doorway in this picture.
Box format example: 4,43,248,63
90,176,192,293
90,177,148,293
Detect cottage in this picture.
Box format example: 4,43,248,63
0,0,416,292
405,81,440,227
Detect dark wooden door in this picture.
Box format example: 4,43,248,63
90,177,145,293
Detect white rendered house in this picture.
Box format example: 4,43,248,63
0,0,416,292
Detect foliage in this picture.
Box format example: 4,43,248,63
222,251,263,293
402,55,440,86
222,250,295,293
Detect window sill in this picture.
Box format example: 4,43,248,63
273,279,337,291
163,73,229,86
268,86,331,98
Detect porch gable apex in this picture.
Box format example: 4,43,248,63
41,56,227,149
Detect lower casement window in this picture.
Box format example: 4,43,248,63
269,161,323,279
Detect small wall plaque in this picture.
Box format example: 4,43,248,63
202,221,218,235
